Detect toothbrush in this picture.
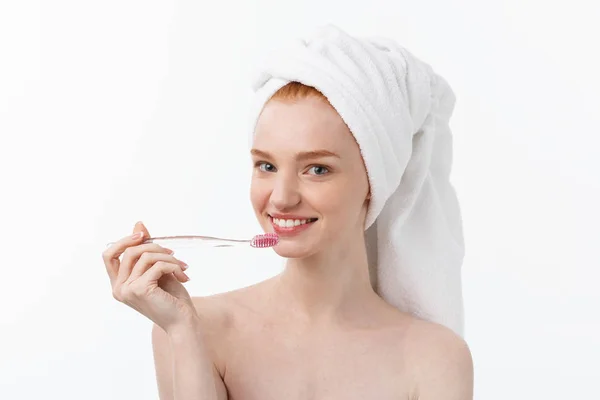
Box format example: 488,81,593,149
106,232,279,249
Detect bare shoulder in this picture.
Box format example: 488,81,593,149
191,289,248,338
190,277,275,338
190,293,234,335
404,318,474,400
187,280,271,373
192,277,273,320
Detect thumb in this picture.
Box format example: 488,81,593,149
133,221,151,239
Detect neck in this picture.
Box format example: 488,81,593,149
272,230,379,326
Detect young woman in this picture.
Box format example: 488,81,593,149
102,80,473,399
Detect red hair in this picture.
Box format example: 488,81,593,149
269,81,329,103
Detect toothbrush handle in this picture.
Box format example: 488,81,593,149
105,235,250,248
146,235,250,248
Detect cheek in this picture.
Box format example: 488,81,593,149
305,182,352,215
250,179,270,210
322,180,366,217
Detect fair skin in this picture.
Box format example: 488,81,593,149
103,96,473,399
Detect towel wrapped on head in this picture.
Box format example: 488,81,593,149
248,24,466,338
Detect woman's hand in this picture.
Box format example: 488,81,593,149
103,221,197,333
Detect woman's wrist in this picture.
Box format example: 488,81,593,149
165,312,204,342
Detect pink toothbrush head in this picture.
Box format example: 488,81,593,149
250,232,279,248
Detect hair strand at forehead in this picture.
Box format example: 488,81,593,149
270,81,329,104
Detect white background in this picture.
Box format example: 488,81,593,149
1,1,598,399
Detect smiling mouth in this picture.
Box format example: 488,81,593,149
268,215,318,228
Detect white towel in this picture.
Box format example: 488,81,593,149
248,24,466,337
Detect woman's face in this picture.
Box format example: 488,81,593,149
250,96,370,258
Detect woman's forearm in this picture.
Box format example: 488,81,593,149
167,318,221,400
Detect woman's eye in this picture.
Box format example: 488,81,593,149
257,162,276,172
308,165,329,175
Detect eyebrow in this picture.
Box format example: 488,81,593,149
250,148,340,161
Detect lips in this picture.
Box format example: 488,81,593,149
268,214,318,236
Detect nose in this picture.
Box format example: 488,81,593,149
269,172,301,211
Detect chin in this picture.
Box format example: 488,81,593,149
269,234,325,259
272,243,318,259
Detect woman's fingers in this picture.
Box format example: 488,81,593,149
133,221,150,240
117,243,175,284
141,261,188,286
103,222,188,296
172,268,190,283
128,252,189,282
102,231,146,284
120,261,183,301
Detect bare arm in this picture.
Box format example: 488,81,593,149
152,317,228,400
408,323,474,400
416,339,473,399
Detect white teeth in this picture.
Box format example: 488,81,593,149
271,217,315,228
